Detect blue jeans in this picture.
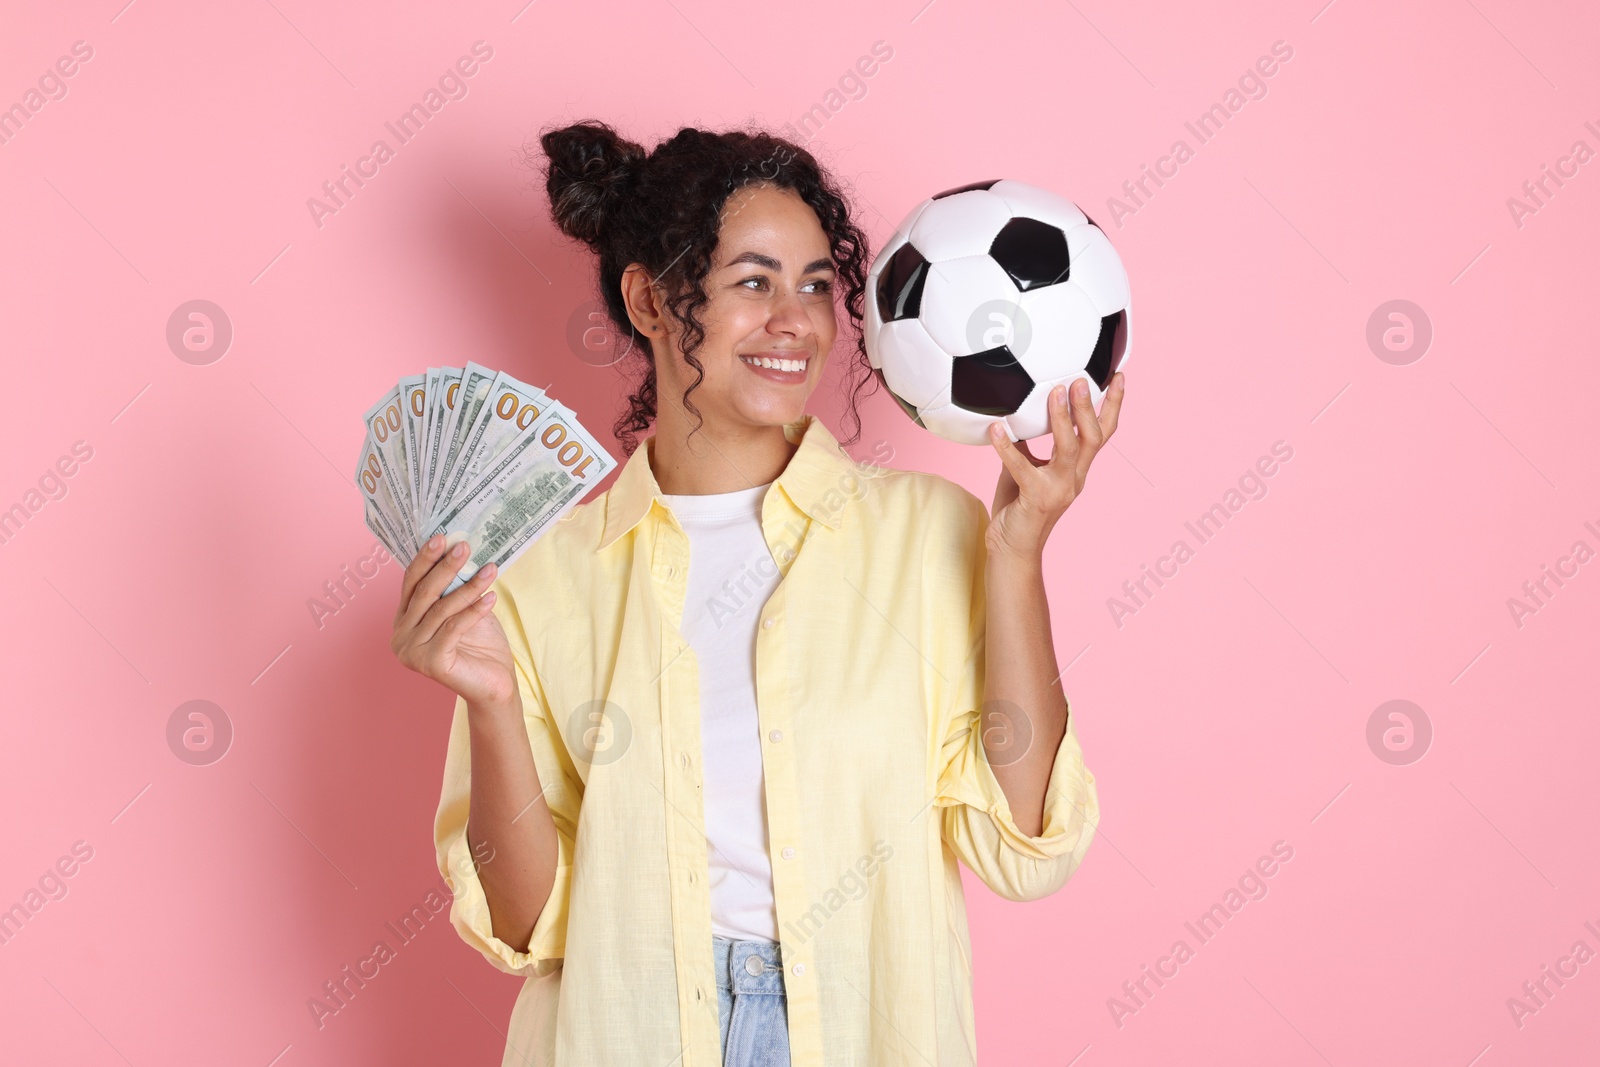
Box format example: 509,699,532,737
712,935,791,1066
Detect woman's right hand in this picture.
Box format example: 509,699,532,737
392,535,518,711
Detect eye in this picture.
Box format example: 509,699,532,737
736,275,838,292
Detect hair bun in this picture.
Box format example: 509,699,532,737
540,120,647,248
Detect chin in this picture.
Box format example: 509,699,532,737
738,397,811,427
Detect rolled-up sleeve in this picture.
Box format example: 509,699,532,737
935,688,1098,902
931,485,1099,903
433,586,581,978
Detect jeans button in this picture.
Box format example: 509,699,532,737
745,955,765,976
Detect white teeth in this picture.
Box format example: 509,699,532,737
741,355,807,373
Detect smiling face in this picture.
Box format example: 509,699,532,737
638,182,839,433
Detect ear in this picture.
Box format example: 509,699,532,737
620,264,666,337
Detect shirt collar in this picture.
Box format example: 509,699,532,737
598,413,859,552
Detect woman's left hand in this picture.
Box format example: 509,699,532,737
986,372,1125,562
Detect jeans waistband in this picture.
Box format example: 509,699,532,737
713,935,786,996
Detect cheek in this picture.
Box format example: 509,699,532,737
716,304,779,352
814,305,840,347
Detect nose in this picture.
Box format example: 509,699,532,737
765,287,813,341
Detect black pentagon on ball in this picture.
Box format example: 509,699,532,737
1085,310,1128,389
950,346,1036,417
874,368,926,428
988,217,1070,292
932,179,1000,199
875,243,930,323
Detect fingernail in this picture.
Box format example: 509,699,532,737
1053,385,1066,405
428,534,442,549
453,542,467,557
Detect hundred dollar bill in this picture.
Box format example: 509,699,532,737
364,499,405,561
420,366,466,526
434,370,551,510
355,429,416,559
400,372,428,510
416,367,441,508
428,361,499,526
361,384,414,530
427,404,615,594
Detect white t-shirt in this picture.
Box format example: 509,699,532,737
659,480,782,943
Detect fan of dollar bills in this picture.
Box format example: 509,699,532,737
356,362,616,593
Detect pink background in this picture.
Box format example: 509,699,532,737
2,0,1597,1063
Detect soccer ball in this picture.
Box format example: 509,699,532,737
864,179,1130,445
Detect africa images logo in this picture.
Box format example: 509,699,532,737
305,41,494,229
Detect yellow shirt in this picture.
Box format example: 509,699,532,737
433,413,1099,1066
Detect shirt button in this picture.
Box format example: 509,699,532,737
768,729,783,743
666,565,676,576
745,955,765,977
762,617,774,629
792,963,806,977
781,847,795,859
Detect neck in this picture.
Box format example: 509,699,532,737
648,410,801,495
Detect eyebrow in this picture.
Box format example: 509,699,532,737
723,251,836,274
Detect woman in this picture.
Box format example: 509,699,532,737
393,120,1123,1066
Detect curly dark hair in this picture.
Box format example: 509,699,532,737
528,119,879,457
